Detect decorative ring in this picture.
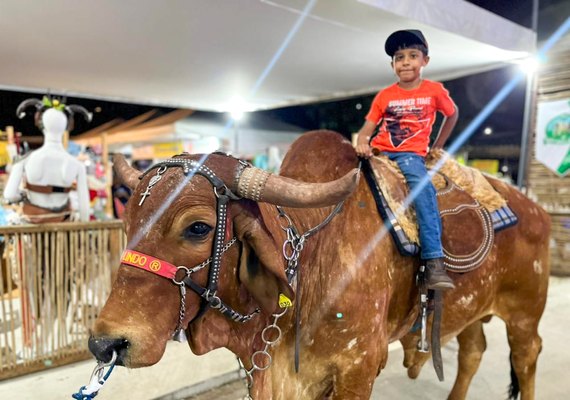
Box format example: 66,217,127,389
261,325,282,345
172,266,191,285
282,240,295,260
277,212,293,231
251,351,272,371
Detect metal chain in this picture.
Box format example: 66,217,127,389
236,203,343,399
171,237,237,339
237,210,306,399
175,284,186,336
277,207,308,284
238,307,289,400
283,226,306,284
183,237,238,275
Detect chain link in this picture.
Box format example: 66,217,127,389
186,237,237,275
238,308,288,399
171,237,237,337
176,284,186,332
284,227,306,284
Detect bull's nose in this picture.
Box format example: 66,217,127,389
88,336,129,365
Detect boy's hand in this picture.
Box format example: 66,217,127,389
355,143,373,159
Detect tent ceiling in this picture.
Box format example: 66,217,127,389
0,0,534,112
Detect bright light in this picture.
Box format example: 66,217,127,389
226,96,249,121
230,109,244,121
516,56,541,75
483,126,493,135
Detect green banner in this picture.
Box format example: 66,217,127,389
535,99,570,176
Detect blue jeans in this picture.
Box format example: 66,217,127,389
384,152,443,260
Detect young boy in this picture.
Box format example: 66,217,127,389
355,29,458,290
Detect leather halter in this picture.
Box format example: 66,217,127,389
127,157,259,328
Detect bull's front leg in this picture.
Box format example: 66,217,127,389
327,372,377,399
324,337,388,400
256,334,387,399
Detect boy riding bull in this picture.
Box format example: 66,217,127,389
355,29,459,290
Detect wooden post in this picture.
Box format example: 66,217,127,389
63,130,69,151
101,132,113,217
6,126,14,145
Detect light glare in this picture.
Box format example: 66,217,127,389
517,56,540,75
226,96,248,121
230,110,244,121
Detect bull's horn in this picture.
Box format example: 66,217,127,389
235,167,359,208
16,98,43,119
113,154,139,190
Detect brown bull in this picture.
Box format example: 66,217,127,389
90,131,549,399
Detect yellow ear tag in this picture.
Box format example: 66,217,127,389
278,293,293,308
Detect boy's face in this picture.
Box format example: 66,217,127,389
390,48,429,84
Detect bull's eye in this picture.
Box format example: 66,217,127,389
183,222,213,240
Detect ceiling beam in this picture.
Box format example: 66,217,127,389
130,109,194,131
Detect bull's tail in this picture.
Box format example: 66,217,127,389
508,351,520,399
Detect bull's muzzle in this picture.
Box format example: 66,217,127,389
88,336,130,365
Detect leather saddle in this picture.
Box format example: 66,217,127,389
365,157,494,273
436,175,494,272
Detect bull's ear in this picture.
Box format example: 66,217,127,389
233,201,294,315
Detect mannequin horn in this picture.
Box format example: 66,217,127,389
65,105,93,123
16,98,43,119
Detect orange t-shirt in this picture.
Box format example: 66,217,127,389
365,80,456,156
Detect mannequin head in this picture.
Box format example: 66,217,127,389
42,108,68,135
16,95,92,134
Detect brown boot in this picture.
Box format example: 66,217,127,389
425,258,455,290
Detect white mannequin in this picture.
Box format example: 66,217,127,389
3,108,90,222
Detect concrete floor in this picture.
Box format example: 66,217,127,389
2,277,568,399
370,276,569,399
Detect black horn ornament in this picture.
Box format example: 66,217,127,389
16,98,44,119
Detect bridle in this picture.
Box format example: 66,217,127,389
121,156,260,342
118,153,350,399
119,153,347,390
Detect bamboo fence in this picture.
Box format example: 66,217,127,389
0,221,125,380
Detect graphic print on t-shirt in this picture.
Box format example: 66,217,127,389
384,98,431,148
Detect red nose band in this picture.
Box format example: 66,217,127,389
120,249,178,279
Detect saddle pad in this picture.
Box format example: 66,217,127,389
490,205,518,232
362,161,421,256
362,159,518,273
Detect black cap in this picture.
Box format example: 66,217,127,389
385,29,428,57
